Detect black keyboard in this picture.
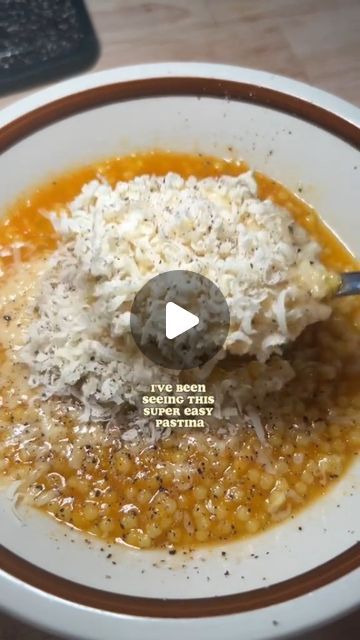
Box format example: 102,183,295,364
0,0,98,95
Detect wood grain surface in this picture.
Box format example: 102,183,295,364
0,0,360,109
0,1,359,639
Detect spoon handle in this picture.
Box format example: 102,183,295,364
336,272,360,297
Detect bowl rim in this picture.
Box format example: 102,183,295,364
0,62,359,639
1,62,360,152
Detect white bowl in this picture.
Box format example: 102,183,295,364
0,63,359,640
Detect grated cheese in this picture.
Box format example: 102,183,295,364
19,171,334,439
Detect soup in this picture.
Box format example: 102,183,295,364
0,151,359,549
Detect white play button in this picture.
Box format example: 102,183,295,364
165,302,199,340
131,270,230,369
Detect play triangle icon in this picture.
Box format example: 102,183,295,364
165,302,199,340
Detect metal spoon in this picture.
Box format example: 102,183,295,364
336,272,360,296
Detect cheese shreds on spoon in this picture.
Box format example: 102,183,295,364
20,171,336,427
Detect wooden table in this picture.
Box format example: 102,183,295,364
1,0,360,111
0,1,359,638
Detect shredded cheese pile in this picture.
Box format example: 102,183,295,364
20,171,334,432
